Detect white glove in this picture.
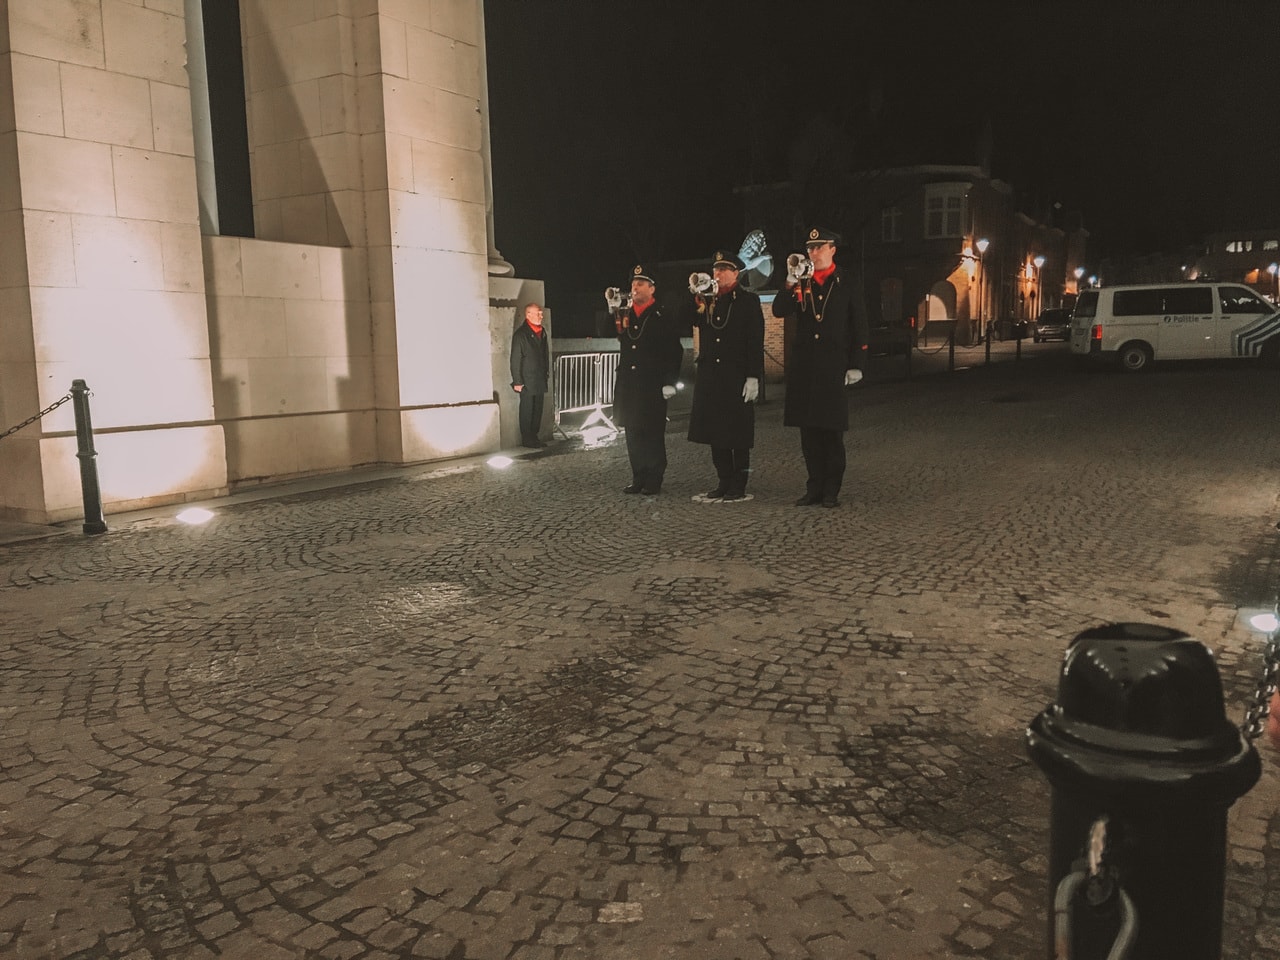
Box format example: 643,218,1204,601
662,385,676,400
844,369,863,386
742,377,759,403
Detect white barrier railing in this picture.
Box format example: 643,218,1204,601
554,352,619,436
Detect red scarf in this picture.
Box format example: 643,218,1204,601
813,264,836,285
526,320,543,336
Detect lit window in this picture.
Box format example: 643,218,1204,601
1264,239,1278,250
1225,240,1254,253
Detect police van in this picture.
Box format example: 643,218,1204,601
1070,282,1280,371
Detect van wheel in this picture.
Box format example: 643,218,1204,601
1118,342,1153,372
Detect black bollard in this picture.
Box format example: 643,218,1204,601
985,324,992,365
1027,623,1259,959
70,380,107,535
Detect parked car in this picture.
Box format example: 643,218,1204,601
989,317,1029,341
1033,308,1072,342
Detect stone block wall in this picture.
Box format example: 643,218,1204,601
203,235,377,484
0,0,227,522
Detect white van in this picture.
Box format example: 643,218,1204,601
1069,282,1280,371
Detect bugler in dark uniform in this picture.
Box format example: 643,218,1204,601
610,264,683,495
687,250,765,501
770,226,869,507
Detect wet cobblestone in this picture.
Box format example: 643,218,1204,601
2,359,1280,958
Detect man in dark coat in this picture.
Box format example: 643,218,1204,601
610,265,683,495
687,250,765,501
510,302,550,448
771,226,869,508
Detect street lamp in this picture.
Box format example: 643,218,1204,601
1033,254,1046,318
1073,266,1085,293
1268,262,1278,303
976,238,990,336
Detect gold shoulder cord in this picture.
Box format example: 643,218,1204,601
709,291,734,331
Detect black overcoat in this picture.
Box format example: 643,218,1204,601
613,302,682,431
688,286,764,448
772,267,869,431
509,322,549,394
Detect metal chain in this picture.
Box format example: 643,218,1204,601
0,391,73,442
1241,624,1280,741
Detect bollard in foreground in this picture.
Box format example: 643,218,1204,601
1026,623,1260,959
70,379,107,535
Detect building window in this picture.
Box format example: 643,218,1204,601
1264,239,1278,250
924,184,967,239
1225,240,1253,253
881,207,902,242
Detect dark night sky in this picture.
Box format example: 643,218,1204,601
484,2,1280,322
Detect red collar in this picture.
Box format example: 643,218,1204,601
633,299,656,316
526,320,543,335
813,264,836,285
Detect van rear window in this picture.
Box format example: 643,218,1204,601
1074,290,1098,320
1112,287,1211,315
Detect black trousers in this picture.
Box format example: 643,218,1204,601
799,427,846,498
710,446,751,495
625,424,667,490
518,391,544,442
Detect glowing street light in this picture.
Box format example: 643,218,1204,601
975,238,990,335
1267,262,1278,302
1032,254,1046,317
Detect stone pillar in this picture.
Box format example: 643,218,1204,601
352,1,502,464
0,0,227,523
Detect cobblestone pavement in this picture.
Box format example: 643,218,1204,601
3,354,1280,959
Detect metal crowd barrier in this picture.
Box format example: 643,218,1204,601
553,352,619,437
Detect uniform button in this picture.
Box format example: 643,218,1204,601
814,333,820,339
630,364,636,370
715,358,721,363
715,337,721,343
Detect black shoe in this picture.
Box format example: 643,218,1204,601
822,496,839,509
641,485,661,496
623,484,644,494
521,441,540,449
706,484,729,500
795,494,822,506
721,491,746,502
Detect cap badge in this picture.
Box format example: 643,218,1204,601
633,265,643,276
809,228,819,240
